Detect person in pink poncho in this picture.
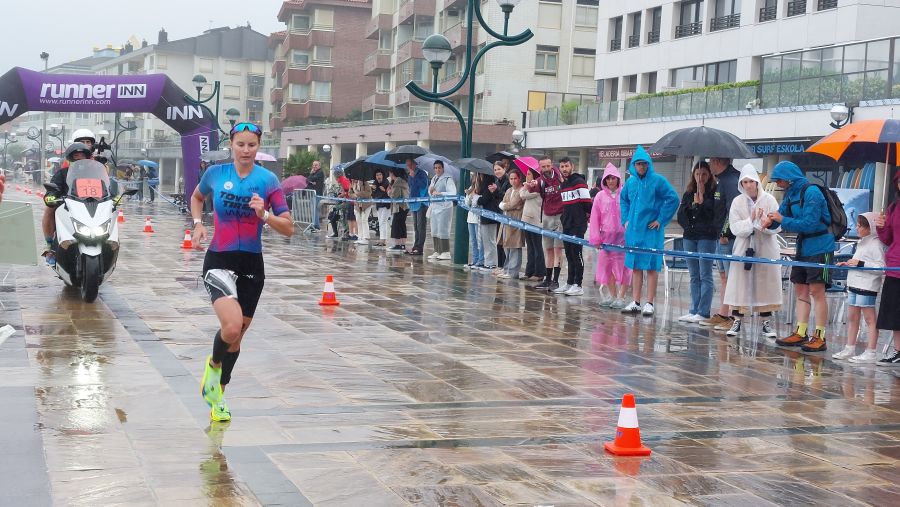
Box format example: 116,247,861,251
588,163,630,308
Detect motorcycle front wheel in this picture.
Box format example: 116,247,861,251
80,255,101,303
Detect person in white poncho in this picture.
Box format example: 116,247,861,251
722,164,783,339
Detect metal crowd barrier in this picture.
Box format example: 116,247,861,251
291,189,317,232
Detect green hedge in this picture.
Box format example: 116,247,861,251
627,80,760,102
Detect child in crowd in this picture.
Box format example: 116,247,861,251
588,163,630,309
833,213,886,363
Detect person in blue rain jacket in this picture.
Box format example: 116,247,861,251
619,145,679,316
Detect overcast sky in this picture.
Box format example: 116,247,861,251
2,0,285,72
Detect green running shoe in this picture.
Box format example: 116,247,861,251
200,355,223,408
210,399,231,422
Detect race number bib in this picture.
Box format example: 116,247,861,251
75,179,103,199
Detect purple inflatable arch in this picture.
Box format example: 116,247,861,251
0,67,219,206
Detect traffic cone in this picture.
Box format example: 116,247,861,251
181,230,193,249
604,393,651,456
15,185,21,191
117,210,125,223
318,275,340,306
143,216,155,233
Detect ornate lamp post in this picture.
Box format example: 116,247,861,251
1,132,18,168
405,0,532,263
48,124,66,154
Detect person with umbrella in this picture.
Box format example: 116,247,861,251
518,161,546,281
372,169,391,247
701,156,742,330
874,171,900,367
619,146,679,316
763,161,835,352
388,168,410,252
351,174,373,245
405,158,429,256
307,160,325,232
676,161,718,323
428,160,457,260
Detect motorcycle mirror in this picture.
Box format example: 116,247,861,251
123,188,139,197
44,182,60,193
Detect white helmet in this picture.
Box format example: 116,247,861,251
71,128,96,144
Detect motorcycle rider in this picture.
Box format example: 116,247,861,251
42,134,95,266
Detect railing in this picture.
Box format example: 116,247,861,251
818,0,837,10
282,115,514,132
787,0,807,16
530,101,618,128
623,85,759,121
627,35,640,48
759,5,777,22
610,39,621,51
710,13,740,31
675,22,702,38
647,30,660,44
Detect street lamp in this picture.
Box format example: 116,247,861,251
1,132,18,168
322,143,331,168
48,123,66,154
511,129,526,152
406,0,533,263
39,51,49,186
104,112,139,162
225,107,241,128
422,34,452,93
829,101,857,129
185,73,229,142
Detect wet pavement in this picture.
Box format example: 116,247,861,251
2,191,900,506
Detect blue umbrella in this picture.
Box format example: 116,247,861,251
136,159,159,168
417,154,460,183
346,150,404,181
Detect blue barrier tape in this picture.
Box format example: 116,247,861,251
317,195,460,204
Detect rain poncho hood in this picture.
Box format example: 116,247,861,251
769,161,835,256
601,162,622,191
589,162,630,284
737,164,762,197
620,146,680,270
769,160,806,187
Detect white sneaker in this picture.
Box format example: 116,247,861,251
831,344,856,360
641,302,655,316
725,319,742,336
599,295,614,307
437,252,452,260
687,314,706,323
553,284,571,294
849,349,878,364
497,272,511,279
428,251,440,259
355,240,368,245
760,320,777,338
564,284,584,296
610,298,626,310
678,313,697,322
621,301,641,313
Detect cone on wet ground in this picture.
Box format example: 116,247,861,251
143,216,155,233
117,210,125,223
181,230,193,249
318,275,340,306
604,393,651,456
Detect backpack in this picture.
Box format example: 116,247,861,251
800,183,848,241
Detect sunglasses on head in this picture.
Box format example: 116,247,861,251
230,122,262,136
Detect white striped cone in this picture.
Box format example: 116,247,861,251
604,393,651,456
319,275,340,306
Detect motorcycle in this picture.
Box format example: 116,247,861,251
44,159,137,303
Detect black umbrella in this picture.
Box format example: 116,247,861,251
342,156,371,181
385,144,429,163
485,151,517,163
454,158,494,175
649,126,756,159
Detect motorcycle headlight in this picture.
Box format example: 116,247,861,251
72,219,111,239
72,219,93,237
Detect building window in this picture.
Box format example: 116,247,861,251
250,60,264,75
157,54,167,69
225,60,241,75
414,16,434,40
313,8,334,29
676,0,703,38
672,65,705,88
535,45,559,75
247,75,265,99
314,46,332,64
759,0,777,22
246,100,263,123
290,83,309,101
379,31,392,50
628,12,642,48
817,0,837,11
705,59,737,85
292,50,310,67
610,16,623,51
148,55,155,69
199,58,214,73
572,48,595,77
377,72,391,93
538,1,562,29
626,74,637,93
575,0,598,28
647,7,662,43
647,72,658,93
224,85,240,100
475,43,486,75
312,81,331,101
711,0,741,31
292,14,311,31
787,0,807,17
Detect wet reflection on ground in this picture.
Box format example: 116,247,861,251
1,196,898,505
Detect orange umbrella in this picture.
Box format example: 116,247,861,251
806,119,900,164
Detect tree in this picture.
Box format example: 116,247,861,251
283,150,322,177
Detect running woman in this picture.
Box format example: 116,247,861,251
191,122,293,421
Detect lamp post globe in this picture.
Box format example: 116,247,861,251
422,34,452,70
830,104,849,124
192,74,207,94
496,0,521,13
225,108,241,128
512,129,524,144
322,144,331,154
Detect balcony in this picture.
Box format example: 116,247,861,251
364,50,392,76
396,40,424,63
710,13,740,31
362,91,391,111
393,87,426,106
272,59,286,78
787,0,807,16
675,22,702,38
818,0,837,10
443,23,477,50
269,116,284,132
270,87,283,104
610,39,621,51
287,65,334,84
288,29,335,51
647,30,660,44
627,35,640,48
284,100,332,120
365,13,392,40
398,0,436,25
759,5,777,22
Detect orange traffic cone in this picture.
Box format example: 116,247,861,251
604,393,651,456
318,275,340,306
181,230,193,249
15,185,21,191
117,210,125,223
143,216,155,233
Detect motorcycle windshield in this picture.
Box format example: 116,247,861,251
66,160,111,200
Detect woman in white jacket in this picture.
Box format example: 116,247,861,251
723,164,783,338
832,212,886,363
428,160,457,260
